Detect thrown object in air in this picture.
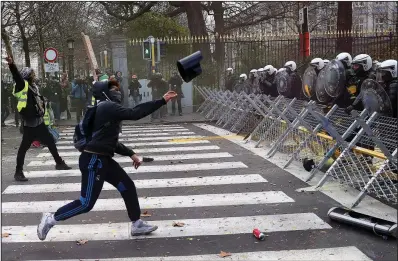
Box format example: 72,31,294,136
328,207,397,239
177,51,203,83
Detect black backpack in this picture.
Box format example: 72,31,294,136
73,102,110,152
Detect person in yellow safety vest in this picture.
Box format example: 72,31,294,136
6,55,71,182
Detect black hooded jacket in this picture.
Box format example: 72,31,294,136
84,81,166,157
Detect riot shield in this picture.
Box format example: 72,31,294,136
324,60,346,98
315,68,333,104
302,66,317,99
275,68,290,96
361,79,392,116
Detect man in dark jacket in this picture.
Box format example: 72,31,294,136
71,76,88,123
36,80,177,241
148,72,168,120
1,80,11,126
128,75,141,107
5,56,71,181
168,71,184,116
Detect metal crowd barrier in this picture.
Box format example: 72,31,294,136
194,86,398,208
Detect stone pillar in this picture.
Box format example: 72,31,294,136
109,36,129,107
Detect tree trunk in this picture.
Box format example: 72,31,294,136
396,1,398,34
336,1,353,53
212,1,225,89
181,2,211,63
182,2,207,36
15,2,31,67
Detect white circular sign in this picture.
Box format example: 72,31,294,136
44,48,58,62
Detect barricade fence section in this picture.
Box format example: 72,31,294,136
195,86,398,208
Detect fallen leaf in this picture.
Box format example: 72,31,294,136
2,233,11,238
172,221,185,227
76,239,88,245
141,211,152,217
219,251,231,258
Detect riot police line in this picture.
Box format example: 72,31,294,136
196,54,397,208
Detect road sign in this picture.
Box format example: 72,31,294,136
44,48,58,63
299,9,304,25
44,63,59,73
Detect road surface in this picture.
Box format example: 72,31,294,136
1,123,396,261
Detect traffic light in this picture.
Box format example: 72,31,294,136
154,41,166,62
143,40,151,60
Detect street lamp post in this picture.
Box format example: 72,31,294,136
67,37,75,80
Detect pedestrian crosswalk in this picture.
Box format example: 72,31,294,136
1,124,373,260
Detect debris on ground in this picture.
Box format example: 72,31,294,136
219,251,232,258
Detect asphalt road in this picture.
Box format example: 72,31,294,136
1,123,396,261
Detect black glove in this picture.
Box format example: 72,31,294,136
345,105,354,115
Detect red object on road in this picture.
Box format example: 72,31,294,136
253,228,265,240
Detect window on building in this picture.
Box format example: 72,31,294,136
353,2,366,7
271,19,278,34
326,19,336,32
355,17,365,31
374,16,385,31
327,2,337,8
277,20,286,34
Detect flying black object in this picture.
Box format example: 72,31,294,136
177,51,203,83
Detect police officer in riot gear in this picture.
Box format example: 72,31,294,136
310,58,325,75
225,68,237,92
247,69,259,94
234,73,248,93
323,59,330,66
261,65,278,97
345,54,376,112
377,59,398,118
283,61,303,99
331,52,357,108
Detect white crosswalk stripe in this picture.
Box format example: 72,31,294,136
45,139,211,151
37,145,221,158
2,174,267,194
28,152,233,166
56,135,203,144
2,213,331,243
59,131,195,137
1,124,372,260
2,192,294,213
60,128,190,135
25,247,373,261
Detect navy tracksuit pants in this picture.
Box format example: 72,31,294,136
54,152,141,222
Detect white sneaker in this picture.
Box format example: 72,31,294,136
37,213,55,241
131,219,158,236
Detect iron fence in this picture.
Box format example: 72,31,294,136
127,31,396,87
195,87,398,208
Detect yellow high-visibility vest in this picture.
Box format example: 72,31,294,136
43,107,50,126
12,80,29,112
91,95,96,105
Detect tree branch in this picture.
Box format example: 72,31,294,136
166,6,184,17
99,2,156,22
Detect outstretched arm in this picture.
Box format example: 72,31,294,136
6,57,25,93
112,91,177,121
